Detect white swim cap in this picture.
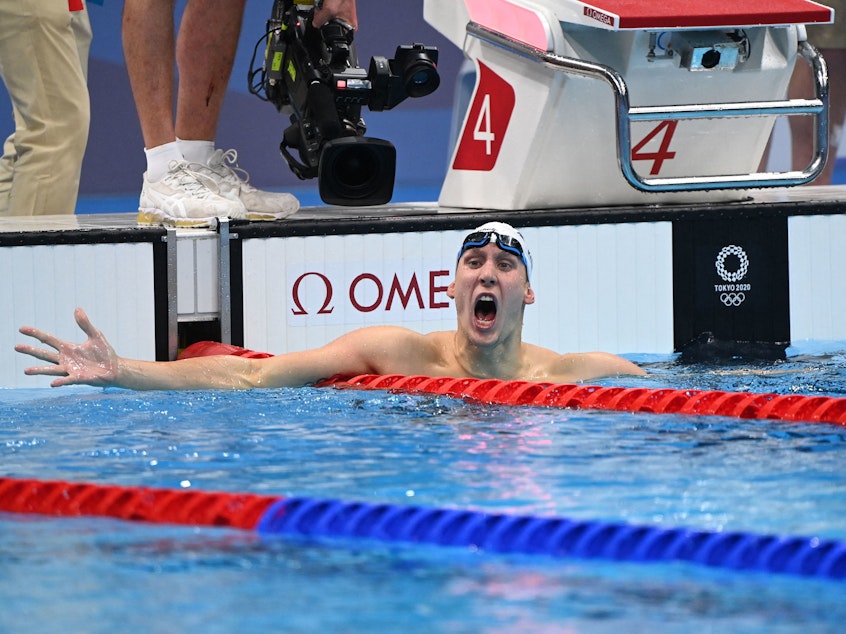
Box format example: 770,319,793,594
457,222,533,280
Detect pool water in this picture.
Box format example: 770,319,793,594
2,350,846,633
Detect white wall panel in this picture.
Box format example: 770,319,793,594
176,232,219,318
2,243,157,388
242,231,463,354
242,223,673,357
522,222,673,355
789,215,846,342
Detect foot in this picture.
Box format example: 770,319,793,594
195,149,299,221
137,160,245,228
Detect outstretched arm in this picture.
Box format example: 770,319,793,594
16,308,297,390
15,308,420,391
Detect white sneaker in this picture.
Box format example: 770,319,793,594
196,149,299,221
137,160,245,228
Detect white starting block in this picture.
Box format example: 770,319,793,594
424,0,834,209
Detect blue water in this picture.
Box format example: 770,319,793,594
2,352,846,633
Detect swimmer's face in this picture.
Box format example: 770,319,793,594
449,242,534,346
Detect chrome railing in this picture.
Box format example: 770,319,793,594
467,22,829,191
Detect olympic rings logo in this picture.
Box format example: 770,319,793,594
715,245,749,282
720,292,746,307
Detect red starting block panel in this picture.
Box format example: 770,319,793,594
577,0,834,30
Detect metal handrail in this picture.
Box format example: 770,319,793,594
467,22,829,191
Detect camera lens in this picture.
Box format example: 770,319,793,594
334,146,379,191
410,69,433,88
401,53,440,98
319,137,396,206
701,49,721,69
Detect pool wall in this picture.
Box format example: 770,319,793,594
3,193,846,388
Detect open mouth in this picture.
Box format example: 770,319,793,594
474,296,497,328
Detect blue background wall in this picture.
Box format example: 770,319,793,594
0,0,464,212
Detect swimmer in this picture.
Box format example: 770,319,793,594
15,222,645,390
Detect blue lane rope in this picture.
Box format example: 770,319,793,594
2,477,844,581
257,497,846,580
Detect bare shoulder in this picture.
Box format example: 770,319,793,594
252,324,443,387
328,325,450,375
535,348,646,383
337,324,431,346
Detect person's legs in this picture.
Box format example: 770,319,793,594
122,0,296,224
122,0,177,151
0,0,90,216
172,0,298,219
123,0,245,226
174,0,245,145
0,133,14,214
0,20,14,211
71,2,92,79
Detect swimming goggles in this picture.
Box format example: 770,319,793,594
456,230,532,279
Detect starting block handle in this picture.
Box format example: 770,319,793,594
468,23,829,191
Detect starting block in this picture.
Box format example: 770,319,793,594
424,0,834,209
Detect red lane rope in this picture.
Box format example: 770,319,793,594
0,477,280,529
317,374,846,427
180,342,846,426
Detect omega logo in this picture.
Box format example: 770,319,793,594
583,6,613,25
290,269,451,316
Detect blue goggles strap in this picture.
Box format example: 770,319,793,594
457,231,529,274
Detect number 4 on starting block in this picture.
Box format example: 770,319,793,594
452,62,515,171
453,63,680,175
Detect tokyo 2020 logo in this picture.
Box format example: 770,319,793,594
714,245,750,307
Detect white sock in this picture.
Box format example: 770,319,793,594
178,138,216,165
145,142,183,182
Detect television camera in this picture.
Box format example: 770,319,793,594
249,0,440,206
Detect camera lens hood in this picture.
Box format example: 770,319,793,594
318,137,396,206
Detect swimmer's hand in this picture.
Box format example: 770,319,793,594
15,308,119,388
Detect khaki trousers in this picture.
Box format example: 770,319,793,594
0,0,91,216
